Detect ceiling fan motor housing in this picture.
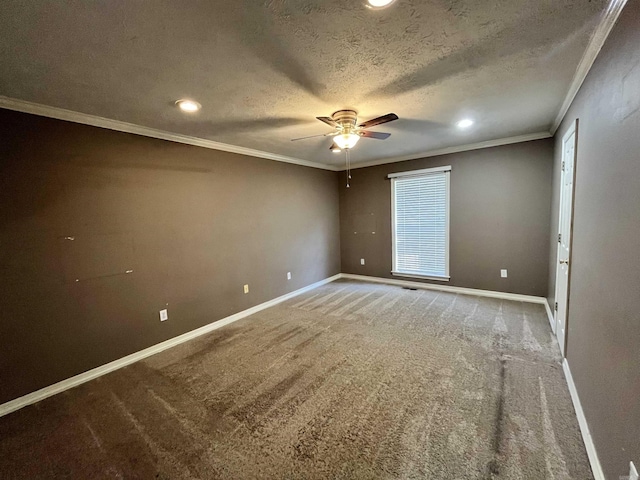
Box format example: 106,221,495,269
331,110,358,132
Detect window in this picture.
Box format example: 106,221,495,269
389,166,450,280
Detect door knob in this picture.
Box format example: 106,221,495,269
559,259,569,264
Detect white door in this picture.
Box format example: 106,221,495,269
554,120,577,356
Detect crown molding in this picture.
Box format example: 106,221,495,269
551,0,629,134
0,96,339,171
344,131,552,170
1,1,626,172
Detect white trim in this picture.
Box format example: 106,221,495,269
0,274,341,418
346,132,552,170
563,359,605,480
387,165,451,178
390,169,450,280
345,274,604,480
0,96,338,172
340,274,548,305
0,96,553,172
7,0,630,177
391,179,397,274
445,170,451,277
544,299,556,334
551,0,629,134
554,119,578,357
391,272,450,282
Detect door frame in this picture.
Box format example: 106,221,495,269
554,118,579,357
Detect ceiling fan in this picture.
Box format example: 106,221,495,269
291,110,399,152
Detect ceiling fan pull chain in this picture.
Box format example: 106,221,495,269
345,149,349,188
346,149,351,188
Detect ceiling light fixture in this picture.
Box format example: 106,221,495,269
456,118,474,129
291,110,399,188
367,0,396,8
175,99,201,113
333,133,360,150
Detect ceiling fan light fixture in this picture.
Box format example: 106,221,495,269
175,99,201,113
367,0,396,8
333,133,360,150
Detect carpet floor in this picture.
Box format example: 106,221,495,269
0,280,592,479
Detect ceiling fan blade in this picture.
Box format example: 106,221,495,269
291,132,337,141
317,116,337,127
360,131,391,140
330,143,341,151
358,113,399,129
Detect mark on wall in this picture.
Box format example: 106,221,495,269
61,232,135,283
614,62,640,122
353,213,377,235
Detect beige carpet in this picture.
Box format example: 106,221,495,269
0,280,592,479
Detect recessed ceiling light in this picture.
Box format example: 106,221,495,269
456,118,474,129
367,0,396,8
175,99,201,113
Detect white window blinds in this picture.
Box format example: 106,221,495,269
390,166,450,280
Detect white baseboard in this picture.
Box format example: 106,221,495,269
544,299,556,334
343,275,602,478
340,275,601,477
563,359,605,480
0,274,341,418
340,273,548,305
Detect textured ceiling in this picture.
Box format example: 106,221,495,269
0,0,608,166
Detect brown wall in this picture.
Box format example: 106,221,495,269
547,2,640,477
339,139,554,296
0,109,341,404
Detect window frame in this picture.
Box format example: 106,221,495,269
389,165,451,282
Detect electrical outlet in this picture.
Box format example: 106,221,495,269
159,309,168,322
287,272,292,280
360,258,365,265
630,461,638,480
243,284,249,294
501,269,508,278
